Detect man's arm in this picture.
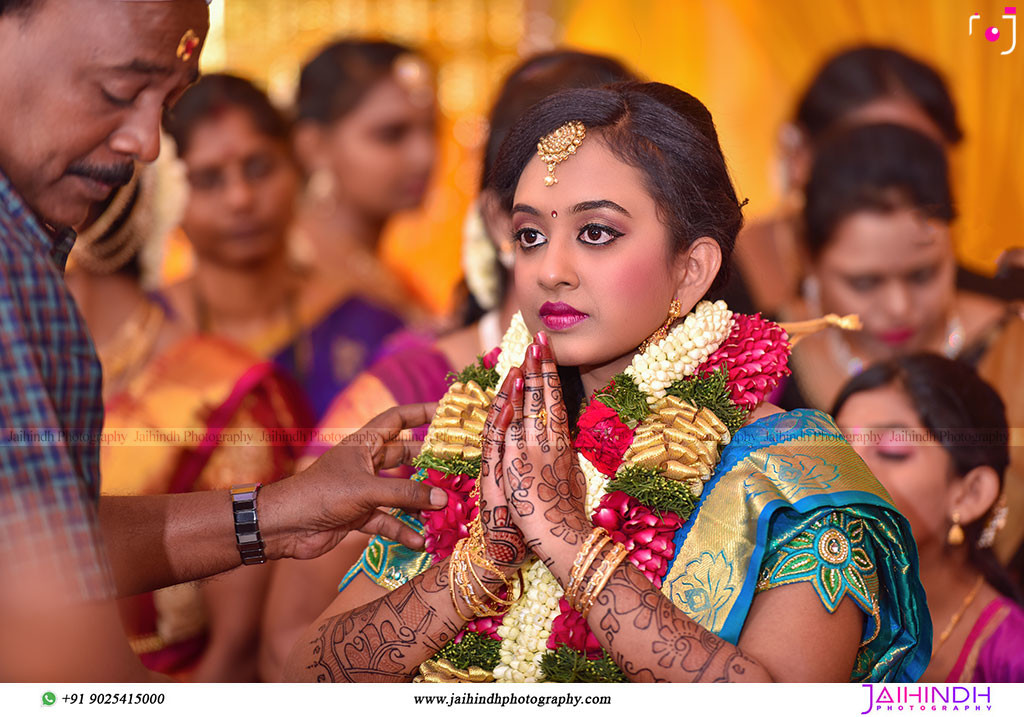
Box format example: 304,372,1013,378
100,404,447,597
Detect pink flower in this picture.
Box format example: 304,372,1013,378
482,347,502,370
701,313,791,408
575,400,635,475
591,491,682,588
420,469,477,561
547,599,604,658
457,614,504,643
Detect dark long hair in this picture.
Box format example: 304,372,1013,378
459,50,638,326
488,82,744,425
795,45,962,144
803,123,955,258
833,353,1019,601
296,39,424,125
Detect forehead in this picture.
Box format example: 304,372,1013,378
344,77,435,126
837,385,924,429
514,135,654,212
822,208,950,272
37,0,207,78
181,108,279,166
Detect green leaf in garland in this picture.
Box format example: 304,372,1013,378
539,646,628,683
607,465,696,520
593,373,650,426
448,356,499,392
667,368,748,435
433,631,502,671
412,450,481,478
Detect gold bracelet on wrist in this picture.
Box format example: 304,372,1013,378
566,527,611,613
579,541,630,619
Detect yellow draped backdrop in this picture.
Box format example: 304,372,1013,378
173,1,1019,314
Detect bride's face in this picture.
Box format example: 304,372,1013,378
510,137,689,373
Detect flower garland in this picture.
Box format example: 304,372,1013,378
413,301,791,682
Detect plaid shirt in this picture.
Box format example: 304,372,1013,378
0,169,114,600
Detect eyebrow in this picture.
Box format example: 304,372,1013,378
511,203,541,216
571,199,631,217
113,59,176,77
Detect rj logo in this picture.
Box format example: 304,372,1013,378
970,8,1017,55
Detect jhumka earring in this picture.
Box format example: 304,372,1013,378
947,511,965,546
537,121,586,187
639,299,683,353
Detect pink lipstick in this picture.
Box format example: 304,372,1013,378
539,301,589,331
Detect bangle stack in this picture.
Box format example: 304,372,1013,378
449,480,524,620
565,527,630,618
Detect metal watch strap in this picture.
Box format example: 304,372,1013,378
231,483,265,566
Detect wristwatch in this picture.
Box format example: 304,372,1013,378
230,483,266,566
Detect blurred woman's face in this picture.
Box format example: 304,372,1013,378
511,137,690,375
836,384,953,548
322,77,437,218
812,207,956,361
180,107,299,268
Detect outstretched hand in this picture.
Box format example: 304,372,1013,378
259,403,448,561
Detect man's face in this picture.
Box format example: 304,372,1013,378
0,0,208,228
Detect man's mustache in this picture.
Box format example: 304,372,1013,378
66,161,135,188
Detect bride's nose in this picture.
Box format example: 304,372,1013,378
537,236,579,291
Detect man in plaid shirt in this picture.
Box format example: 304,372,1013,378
0,0,445,680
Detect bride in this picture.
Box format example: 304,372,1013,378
284,81,929,683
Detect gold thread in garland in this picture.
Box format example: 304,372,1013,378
667,368,748,435
412,450,482,479
594,373,650,426
539,646,628,683
607,466,696,519
449,355,500,391
433,631,502,671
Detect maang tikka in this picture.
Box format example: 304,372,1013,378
537,121,586,187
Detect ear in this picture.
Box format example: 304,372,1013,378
673,236,722,307
778,122,812,195
292,121,327,175
948,465,1002,526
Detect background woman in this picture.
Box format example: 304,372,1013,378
291,39,438,317
835,354,1023,682
67,161,310,681
780,123,1024,572
161,74,405,420
283,82,929,683
726,45,964,316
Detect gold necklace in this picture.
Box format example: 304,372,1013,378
932,575,985,655
97,299,165,391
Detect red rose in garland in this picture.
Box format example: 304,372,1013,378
420,469,477,560
701,313,791,408
547,599,604,659
574,400,635,475
592,491,683,588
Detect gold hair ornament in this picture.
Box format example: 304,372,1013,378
537,121,586,187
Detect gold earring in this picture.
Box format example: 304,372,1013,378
639,299,683,353
947,512,965,546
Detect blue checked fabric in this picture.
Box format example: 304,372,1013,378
0,169,114,600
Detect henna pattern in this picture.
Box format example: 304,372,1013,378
505,456,536,517
305,567,459,682
537,463,587,544
592,565,759,683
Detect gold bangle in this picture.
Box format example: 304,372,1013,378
580,542,630,619
448,546,473,621
451,538,506,618
566,528,611,612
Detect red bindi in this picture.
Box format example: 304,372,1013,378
551,210,558,218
